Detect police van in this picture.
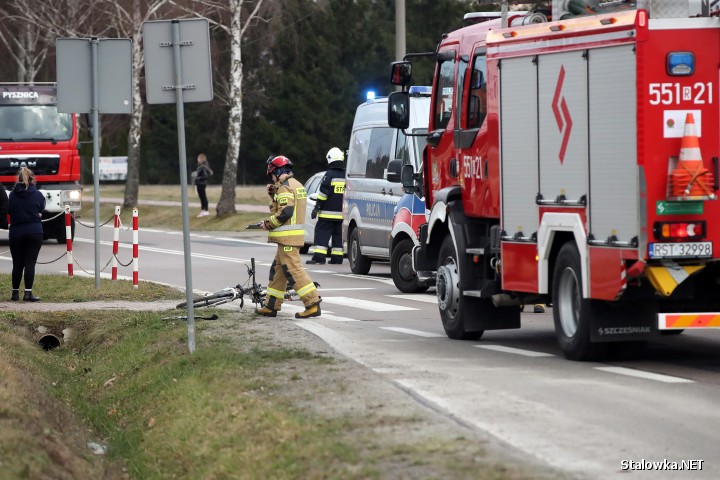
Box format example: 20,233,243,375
342,87,431,293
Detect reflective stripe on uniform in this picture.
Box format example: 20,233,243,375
296,282,317,297
267,287,285,299
331,248,343,256
318,211,343,220
268,216,282,228
269,230,304,238
312,246,328,254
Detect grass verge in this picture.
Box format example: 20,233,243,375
0,275,562,480
76,202,266,234
84,184,269,206
0,274,183,303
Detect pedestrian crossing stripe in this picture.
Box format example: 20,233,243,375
321,296,418,311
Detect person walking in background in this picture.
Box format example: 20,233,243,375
8,167,45,302
307,147,346,265
194,153,213,217
255,155,322,319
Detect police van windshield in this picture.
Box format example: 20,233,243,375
412,128,428,165
0,106,72,141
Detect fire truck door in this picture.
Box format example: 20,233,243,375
427,49,458,195
538,51,588,205
499,55,539,239
588,44,637,245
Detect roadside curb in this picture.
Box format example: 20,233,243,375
0,300,180,312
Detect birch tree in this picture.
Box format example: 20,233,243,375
103,0,172,208
0,0,108,82
173,0,269,215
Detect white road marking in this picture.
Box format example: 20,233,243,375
386,294,438,304
475,345,555,357
321,296,417,311
381,327,444,338
282,303,358,322
74,238,255,264
334,273,395,286
595,366,693,384
317,288,375,291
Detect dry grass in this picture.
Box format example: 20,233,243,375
84,184,269,206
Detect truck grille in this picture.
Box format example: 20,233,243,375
0,155,60,176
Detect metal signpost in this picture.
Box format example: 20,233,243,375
56,38,133,288
143,18,213,353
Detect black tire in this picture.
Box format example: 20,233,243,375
391,238,428,293
176,291,234,309
348,227,371,275
552,243,606,361
436,235,483,340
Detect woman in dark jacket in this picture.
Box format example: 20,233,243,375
194,153,213,217
8,167,45,302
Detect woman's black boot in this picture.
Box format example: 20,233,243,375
23,291,40,302
11,290,19,301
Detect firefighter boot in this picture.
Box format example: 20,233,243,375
533,304,545,313
255,305,278,317
295,301,321,319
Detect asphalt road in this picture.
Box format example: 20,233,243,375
2,223,719,480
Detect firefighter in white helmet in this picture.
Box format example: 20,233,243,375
307,147,346,265
256,155,321,318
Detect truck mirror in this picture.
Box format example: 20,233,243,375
400,163,415,193
387,158,402,183
390,61,412,86
388,91,410,130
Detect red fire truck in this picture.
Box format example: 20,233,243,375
388,0,720,360
0,84,81,242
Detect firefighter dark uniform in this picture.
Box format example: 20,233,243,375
307,147,346,264
256,155,321,319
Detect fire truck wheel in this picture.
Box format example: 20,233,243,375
436,236,483,340
390,238,428,293
552,243,606,361
348,227,372,275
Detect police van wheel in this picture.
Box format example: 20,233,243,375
348,227,371,275
391,238,428,293
552,242,606,361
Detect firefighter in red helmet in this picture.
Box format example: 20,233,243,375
256,155,322,318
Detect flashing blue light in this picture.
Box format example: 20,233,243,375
408,86,432,96
366,90,376,101
667,52,694,76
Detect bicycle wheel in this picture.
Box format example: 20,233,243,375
176,291,235,309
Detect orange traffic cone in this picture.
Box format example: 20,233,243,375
669,113,714,198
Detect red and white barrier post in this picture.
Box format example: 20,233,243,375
111,206,121,281
65,206,73,277
132,208,139,288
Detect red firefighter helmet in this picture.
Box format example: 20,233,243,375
267,155,293,177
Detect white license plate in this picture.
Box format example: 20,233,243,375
649,242,712,258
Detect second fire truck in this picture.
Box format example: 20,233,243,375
0,84,81,242
389,0,720,360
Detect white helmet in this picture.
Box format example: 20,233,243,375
326,147,344,163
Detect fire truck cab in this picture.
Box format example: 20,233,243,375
389,0,720,360
0,84,81,242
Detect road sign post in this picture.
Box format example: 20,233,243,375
143,18,213,353
56,38,132,289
